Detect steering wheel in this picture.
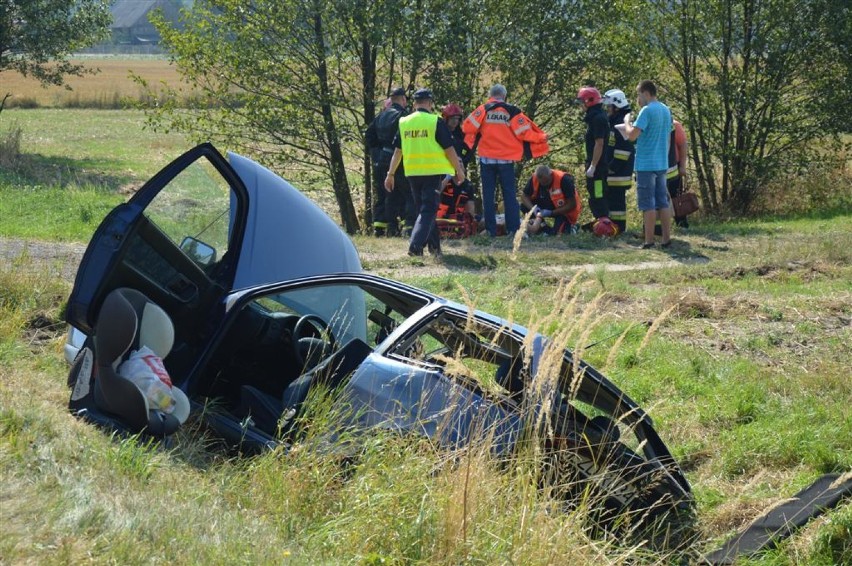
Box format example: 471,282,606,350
292,314,337,371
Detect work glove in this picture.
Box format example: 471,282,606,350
585,164,596,178
539,208,552,218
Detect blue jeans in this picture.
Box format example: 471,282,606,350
480,162,520,236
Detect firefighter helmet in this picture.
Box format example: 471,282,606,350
602,89,630,109
592,217,620,238
441,103,464,121
575,87,602,108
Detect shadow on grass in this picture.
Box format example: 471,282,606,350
658,239,711,265
1,152,136,193
441,252,499,271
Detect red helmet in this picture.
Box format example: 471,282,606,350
576,86,602,108
441,103,464,121
593,217,620,238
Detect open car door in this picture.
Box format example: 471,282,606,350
66,143,249,377
66,142,363,372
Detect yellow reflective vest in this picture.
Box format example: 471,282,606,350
399,111,454,176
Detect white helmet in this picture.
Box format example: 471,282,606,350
602,89,629,109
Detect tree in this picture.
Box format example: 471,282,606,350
645,0,849,212
327,0,406,230
0,0,112,113
145,0,362,233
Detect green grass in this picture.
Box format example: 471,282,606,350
0,108,850,564
0,109,189,241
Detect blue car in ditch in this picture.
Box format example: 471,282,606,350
64,143,692,532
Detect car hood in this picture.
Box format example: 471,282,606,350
228,151,362,289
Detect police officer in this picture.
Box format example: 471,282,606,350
385,88,466,257
602,88,635,234
364,87,416,236
520,165,582,235
576,86,612,230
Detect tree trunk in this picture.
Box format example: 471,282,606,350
313,10,360,233
361,36,377,231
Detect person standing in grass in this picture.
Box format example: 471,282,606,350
575,86,612,231
385,88,466,257
602,88,635,235
462,84,549,237
619,80,673,249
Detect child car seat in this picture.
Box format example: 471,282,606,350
68,288,190,436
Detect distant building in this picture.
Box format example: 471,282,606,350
110,0,183,45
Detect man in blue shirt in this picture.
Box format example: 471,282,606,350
619,80,673,248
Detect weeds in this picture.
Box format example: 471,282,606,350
0,123,22,168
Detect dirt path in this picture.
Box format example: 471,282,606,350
0,238,87,281
0,236,711,283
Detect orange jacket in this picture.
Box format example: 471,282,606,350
462,98,549,161
530,170,582,225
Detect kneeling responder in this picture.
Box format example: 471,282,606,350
520,165,582,235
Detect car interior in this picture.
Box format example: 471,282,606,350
190,282,430,438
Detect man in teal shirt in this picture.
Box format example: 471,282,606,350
620,80,673,248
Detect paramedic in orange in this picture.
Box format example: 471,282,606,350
462,84,548,237
520,165,582,235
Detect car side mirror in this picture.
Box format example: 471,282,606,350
180,237,216,268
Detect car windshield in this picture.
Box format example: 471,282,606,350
255,280,430,348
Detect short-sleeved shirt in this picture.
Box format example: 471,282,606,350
523,175,575,210
633,100,672,171
392,109,454,149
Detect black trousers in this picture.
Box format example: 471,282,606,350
407,174,442,254
585,168,610,219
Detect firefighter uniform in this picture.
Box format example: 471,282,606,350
365,98,416,236
606,106,636,233
583,103,611,221
438,180,473,219
655,120,688,234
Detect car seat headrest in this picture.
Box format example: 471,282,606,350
139,302,174,358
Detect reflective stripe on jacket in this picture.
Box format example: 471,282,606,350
531,170,582,225
667,120,686,179
462,98,549,161
399,112,454,176
607,108,635,186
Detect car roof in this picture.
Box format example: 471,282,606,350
228,151,362,290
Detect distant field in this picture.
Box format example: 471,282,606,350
0,57,185,108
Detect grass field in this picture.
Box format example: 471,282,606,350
0,108,850,564
0,57,185,109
